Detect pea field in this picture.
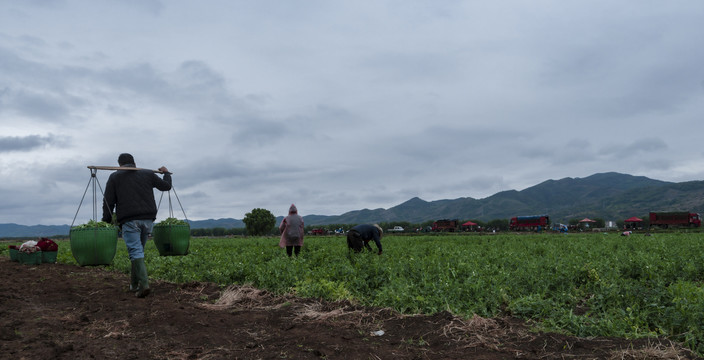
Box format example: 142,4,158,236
52,231,704,355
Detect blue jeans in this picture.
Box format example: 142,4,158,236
122,220,153,260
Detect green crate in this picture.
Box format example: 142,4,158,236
17,251,42,265
9,247,19,262
41,251,58,264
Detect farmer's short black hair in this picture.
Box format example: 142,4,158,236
118,153,135,166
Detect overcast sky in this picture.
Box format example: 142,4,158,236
1,1,703,226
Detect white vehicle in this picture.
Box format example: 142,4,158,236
388,226,404,232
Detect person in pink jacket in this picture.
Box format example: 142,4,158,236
279,204,304,257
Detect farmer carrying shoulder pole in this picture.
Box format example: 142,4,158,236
102,153,171,298
347,224,383,255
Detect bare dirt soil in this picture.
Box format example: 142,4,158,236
1,257,701,360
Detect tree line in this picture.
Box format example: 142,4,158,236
188,207,654,237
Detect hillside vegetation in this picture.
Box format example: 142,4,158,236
3,172,704,236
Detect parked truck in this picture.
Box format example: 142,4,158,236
509,214,549,231
432,219,459,232
649,212,701,228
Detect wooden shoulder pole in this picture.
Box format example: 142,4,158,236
87,165,170,174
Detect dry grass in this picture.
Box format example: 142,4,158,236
609,338,695,360
199,286,700,359
203,285,404,334
295,302,362,321
442,314,533,351
200,284,280,310
86,319,132,340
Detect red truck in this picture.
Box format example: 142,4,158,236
509,215,549,231
649,212,701,228
432,219,459,232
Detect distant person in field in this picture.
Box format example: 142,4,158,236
279,204,304,257
347,224,383,255
102,153,171,298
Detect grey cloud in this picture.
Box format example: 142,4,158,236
0,49,83,122
639,158,672,171
181,163,243,184
230,117,287,146
0,46,60,84
186,191,208,199
522,139,596,165
0,134,64,152
175,61,226,90
598,138,668,159
175,157,264,189
362,51,460,84
40,163,92,190
1,88,71,120
98,64,170,99
396,126,527,163
537,12,704,119
0,170,81,225
18,35,47,47
123,0,164,16
0,48,44,87
310,104,357,127
518,137,669,171
593,63,704,118
2,44,251,125
3,1,704,225
424,175,507,198
264,105,360,143
15,0,66,9
361,189,398,210
97,61,250,121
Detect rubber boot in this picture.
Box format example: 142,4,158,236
128,259,139,292
133,257,151,298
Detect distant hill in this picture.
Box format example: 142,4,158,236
0,218,246,239
302,172,702,225
185,218,245,229
0,224,73,238
2,172,703,237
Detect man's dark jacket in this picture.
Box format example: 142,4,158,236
102,167,172,225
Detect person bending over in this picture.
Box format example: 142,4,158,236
347,223,383,255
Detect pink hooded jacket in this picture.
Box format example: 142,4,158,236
279,204,304,247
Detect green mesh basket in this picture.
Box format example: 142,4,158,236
18,251,42,265
9,247,19,262
69,227,118,266
152,224,190,256
42,251,58,264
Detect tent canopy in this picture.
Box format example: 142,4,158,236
462,221,477,226
624,216,643,222
579,218,596,223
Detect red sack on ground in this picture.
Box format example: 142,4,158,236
37,238,58,252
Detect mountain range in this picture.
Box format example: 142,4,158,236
2,172,703,237
303,172,704,225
